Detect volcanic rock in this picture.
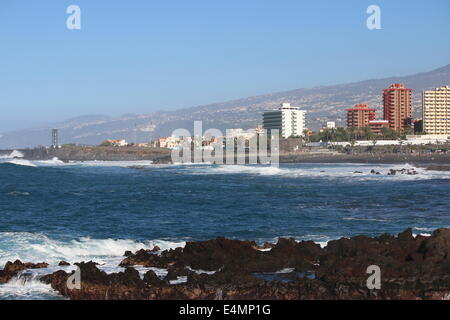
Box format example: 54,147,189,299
0,260,49,284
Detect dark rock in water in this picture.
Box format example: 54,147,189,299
150,246,161,252
417,229,450,262
354,171,363,174
268,238,321,272
41,228,450,300
120,248,167,268
388,168,419,176
165,266,189,281
398,228,414,241
0,260,49,284
143,270,166,287
74,261,109,285
58,261,71,266
181,237,261,271
109,267,144,288
123,251,133,257
388,169,396,175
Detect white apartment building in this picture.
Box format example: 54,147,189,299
326,121,336,129
225,128,257,140
423,85,450,135
263,103,307,138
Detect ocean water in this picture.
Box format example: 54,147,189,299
0,151,449,299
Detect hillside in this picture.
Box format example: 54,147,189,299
1,64,449,148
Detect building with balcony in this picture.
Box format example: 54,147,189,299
346,104,376,128
383,83,413,133
263,103,307,138
422,85,450,135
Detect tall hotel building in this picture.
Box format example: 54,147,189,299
422,85,450,135
346,104,376,128
383,83,412,133
263,103,307,138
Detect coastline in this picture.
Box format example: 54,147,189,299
1,228,449,300
2,147,450,166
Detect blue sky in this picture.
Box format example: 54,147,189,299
0,0,449,132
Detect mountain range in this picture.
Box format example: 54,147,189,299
1,64,449,149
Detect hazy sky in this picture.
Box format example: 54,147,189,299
0,0,449,132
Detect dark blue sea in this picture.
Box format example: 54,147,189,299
0,153,449,299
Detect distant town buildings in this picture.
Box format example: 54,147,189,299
343,83,416,136
383,83,412,133
225,128,258,141
102,139,128,147
263,103,307,138
346,104,376,128
94,83,449,149
158,136,189,149
326,121,336,129
422,85,450,135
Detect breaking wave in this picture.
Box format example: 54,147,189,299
3,159,36,167
0,232,185,268
0,232,186,299
0,150,24,159
186,163,450,181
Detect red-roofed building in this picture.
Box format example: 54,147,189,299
383,83,412,133
346,104,376,128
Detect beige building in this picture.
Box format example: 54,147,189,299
423,85,450,134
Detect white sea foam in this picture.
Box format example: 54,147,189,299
316,241,329,248
0,232,187,299
0,150,24,159
0,158,157,168
7,191,30,196
413,227,435,232
276,268,295,274
169,276,187,285
187,266,218,275
0,232,185,268
36,157,65,165
72,160,155,167
185,163,450,181
413,233,431,238
3,159,449,182
343,217,389,222
0,277,63,300
4,159,37,167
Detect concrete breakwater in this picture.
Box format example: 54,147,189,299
15,146,172,163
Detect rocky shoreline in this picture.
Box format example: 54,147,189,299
2,147,450,165
1,228,449,300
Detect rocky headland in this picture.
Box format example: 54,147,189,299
1,228,449,300
14,146,172,163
